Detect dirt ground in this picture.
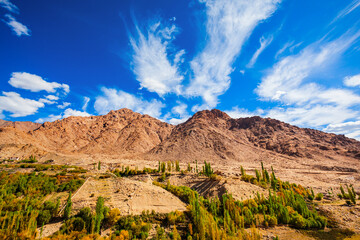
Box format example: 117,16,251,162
26,153,360,239
70,176,187,215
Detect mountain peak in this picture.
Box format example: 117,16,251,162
191,109,231,121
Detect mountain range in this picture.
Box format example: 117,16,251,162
0,109,359,166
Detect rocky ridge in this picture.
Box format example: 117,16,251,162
0,109,359,163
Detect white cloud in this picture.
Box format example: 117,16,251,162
57,102,71,109
35,108,91,123
0,0,18,13
82,97,90,111
4,14,30,36
256,32,360,107
332,0,360,23
9,72,70,94
253,31,360,131
46,95,59,101
323,121,360,140
94,87,165,118
63,108,91,118
186,0,281,109
266,105,358,127
171,102,188,117
247,35,273,68
166,102,191,125
0,91,44,117
39,98,56,105
168,117,189,125
130,21,184,96
344,74,360,87
38,95,60,105
225,107,264,119
35,114,62,123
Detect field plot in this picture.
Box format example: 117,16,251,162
71,176,187,215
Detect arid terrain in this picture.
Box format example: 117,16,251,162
0,109,359,239
1,108,359,191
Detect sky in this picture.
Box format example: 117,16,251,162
1,0,360,140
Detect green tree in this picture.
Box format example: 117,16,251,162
161,162,166,173
187,163,192,172
63,192,72,219
95,196,104,233
176,160,180,172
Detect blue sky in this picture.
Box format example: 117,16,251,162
1,0,360,139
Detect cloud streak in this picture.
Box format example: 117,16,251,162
0,0,18,13
255,30,360,131
332,0,360,23
130,21,184,96
323,120,360,140
247,35,273,68
4,14,30,36
186,0,281,109
256,31,360,106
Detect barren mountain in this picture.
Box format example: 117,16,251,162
148,109,360,162
0,108,359,166
0,119,40,132
30,108,173,155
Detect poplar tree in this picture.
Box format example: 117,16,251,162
95,196,104,233
63,192,72,219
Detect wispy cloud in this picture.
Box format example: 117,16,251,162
247,35,273,68
35,114,62,123
186,0,281,109
332,0,360,23
94,87,165,118
274,41,303,59
9,72,69,94
0,0,18,13
344,74,360,87
323,120,360,140
130,21,184,96
165,101,191,124
266,105,358,127
255,30,360,129
256,31,360,106
4,14,30,36
57,102,71,109
225,106,264,119
82,97,90,111
0,92,44,117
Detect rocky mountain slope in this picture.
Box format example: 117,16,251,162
0,109,359,164
30,108,173,155
149,109,360,162
0,119,40,132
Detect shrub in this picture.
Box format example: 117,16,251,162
315,193,323,201
37,210,51,225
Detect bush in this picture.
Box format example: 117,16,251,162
315,193,323,201
106,208,121,227
291,214,307,229
37,210,51,225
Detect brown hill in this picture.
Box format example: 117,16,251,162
148,109,360,162
0,119,40,132
0,108,359,165
30,108,173,156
